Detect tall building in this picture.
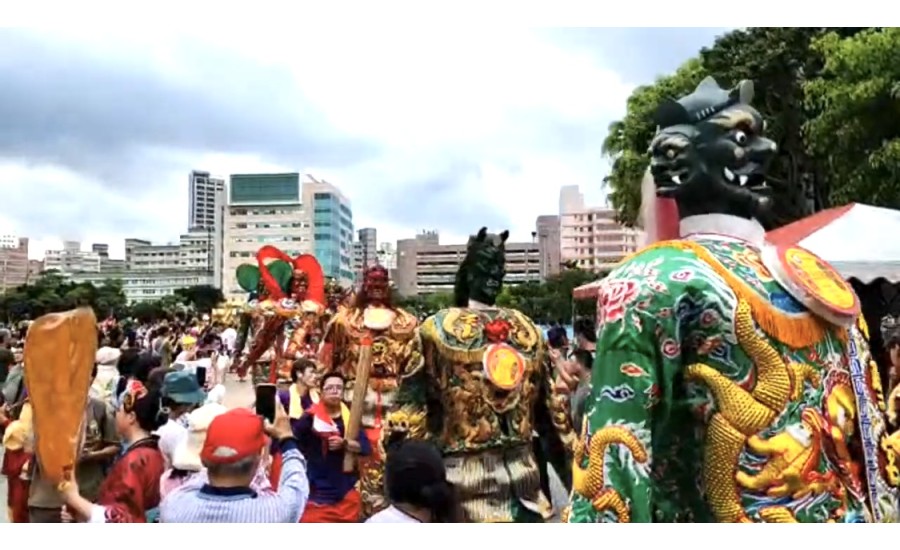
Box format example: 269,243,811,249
0,237,31,291
44,241,104,274
221,173,310,299
394,231,540,297
189,170,225,230
376,242,397,270
558,187,639,273
535,215,561,280
304,174,354,283
352,227,378,280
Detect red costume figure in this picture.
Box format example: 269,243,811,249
321,264,420,518
233,246,326,384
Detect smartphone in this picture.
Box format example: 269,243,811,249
195,366,207,388
255,384,277,423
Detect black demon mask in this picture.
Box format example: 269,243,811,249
454,227,508,307
648,76,777,220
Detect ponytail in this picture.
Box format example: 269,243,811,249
419,480,462,523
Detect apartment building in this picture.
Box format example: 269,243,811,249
305,175,354,283
351,227,378,281
221,173,311,300
189,170,225,231
535,215,561,280
44,241,124,275
394,231,541,297
559,186,639,273
0,237,31,292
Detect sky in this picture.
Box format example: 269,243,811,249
0,26,729,260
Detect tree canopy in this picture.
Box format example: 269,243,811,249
395,268,599,324
603,27,877,228
0,273,224,324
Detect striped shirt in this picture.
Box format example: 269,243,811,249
159,439,309,523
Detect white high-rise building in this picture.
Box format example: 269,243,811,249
558,186,640,273
189,170,225,231
221,173,311,300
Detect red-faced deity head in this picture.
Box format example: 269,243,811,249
362,265,390,306
291,269,309,299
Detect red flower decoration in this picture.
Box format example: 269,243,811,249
484,318,512,343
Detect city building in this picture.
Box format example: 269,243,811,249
394,231,541,297
126,230,215,273
558,187,639,273
376,242,397,270
221,173,310,299
304,174,354,283
351,227,378,281
189,170,225,231
0,237,31,292
43,241,122,275
535,215,561,280
68,269,213,303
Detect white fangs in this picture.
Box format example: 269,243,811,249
739,175,748,186
671,174,682,185
723,167,736,182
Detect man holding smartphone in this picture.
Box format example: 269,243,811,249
160,401,309,523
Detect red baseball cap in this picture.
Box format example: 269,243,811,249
200,408,267,464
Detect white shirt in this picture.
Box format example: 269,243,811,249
365,505,422,523
154,417,189,470
220,328,237,353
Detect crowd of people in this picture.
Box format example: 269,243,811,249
0,316,482,523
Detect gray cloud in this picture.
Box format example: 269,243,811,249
0,28,728,250
0,30,380,186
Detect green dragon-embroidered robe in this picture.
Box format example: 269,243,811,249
567,236,899,523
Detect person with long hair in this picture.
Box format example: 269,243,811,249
367,439,462,523
59,380,167,522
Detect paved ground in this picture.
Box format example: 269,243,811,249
0,374,567,523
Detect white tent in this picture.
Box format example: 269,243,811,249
766,203,900,282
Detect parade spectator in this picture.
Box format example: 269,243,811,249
156,371,207,468
0,328,14,384
296,372,369,522
279,358,320,422
60,380,167,523
29,364,121,522
90,347,122,405
159,404,309,523
366,440,461,523
160,402,273,502
2,400,32,523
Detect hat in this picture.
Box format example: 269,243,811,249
201,408,267,465
172,403,228,471
96,347,122,366
162,371,206,405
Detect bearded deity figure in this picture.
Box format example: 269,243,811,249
320,264,420,517
386,228,574,523
566,77,899,523
233,246,325,384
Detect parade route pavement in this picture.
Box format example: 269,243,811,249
0,374,567,523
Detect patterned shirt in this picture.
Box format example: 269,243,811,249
159,439,308,523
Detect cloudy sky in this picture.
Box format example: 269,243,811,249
0,26,729,259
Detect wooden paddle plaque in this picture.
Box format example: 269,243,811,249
24,307,98,491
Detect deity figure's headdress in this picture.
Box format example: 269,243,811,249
235,246,325,308
648,76,778,221
454,227,508,307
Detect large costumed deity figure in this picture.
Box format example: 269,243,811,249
388,228,574,523
233,245,326,384
567,77,899,523
320,264,420,518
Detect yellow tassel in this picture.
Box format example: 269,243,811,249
636,240,837,350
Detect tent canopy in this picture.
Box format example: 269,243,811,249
766,203,900,283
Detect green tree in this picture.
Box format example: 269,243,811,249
602,58,707,226
804,28,900,208
700,27,867,226
174,284,225,314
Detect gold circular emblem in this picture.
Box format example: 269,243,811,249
482,343,525,391
781,246,859,316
